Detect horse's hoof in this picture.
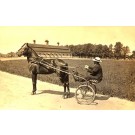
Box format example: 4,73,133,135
31,91,36,95
63,94,67,99
63,95,66,99
66,92,70,98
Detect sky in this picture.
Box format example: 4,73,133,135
0,26,135,54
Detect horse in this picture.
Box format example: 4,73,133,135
16,43,70,98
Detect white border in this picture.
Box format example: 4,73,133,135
0,0,135,26
0,0,135,135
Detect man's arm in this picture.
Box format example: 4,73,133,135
90,65,99,75
86,66,93,73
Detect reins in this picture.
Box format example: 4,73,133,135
39,61,87,81
27,45,86,81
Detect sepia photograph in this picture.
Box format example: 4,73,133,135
0,1,135,135
0,26,135,110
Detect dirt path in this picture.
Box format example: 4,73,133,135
0,70,135,110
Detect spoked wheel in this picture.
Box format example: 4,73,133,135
75,85,96,105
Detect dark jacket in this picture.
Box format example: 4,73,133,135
87,63,103,81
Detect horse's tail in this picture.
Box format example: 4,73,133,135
59,63,69,84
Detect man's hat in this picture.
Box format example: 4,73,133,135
92,57,102,63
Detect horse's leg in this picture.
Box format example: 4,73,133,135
31,73,37,95
66,82,70,98
63,82,70,99
63,83,67,99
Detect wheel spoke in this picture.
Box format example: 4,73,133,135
75,85,95,105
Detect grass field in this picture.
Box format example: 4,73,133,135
0,58,135,101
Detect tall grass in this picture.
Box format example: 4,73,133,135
0,59,135,101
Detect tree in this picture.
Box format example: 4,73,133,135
108,44,114,58
114,42,123,59
132,51,135,56
131,51,135,59
7,52,16,57
57,42,60,46
95,44,103,57
102,45,110,58
68,42,131,59
122,46,130,59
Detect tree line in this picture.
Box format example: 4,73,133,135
0,42,135,59
0,52,17,58
67,42,135,59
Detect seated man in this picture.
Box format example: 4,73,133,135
73,57,103,82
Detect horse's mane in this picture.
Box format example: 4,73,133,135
17,43,26,52
26,43,39,58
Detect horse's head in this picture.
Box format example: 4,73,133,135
17,43,31,57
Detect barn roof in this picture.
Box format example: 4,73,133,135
27,43,71,54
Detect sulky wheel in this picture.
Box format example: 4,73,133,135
75,85,96,105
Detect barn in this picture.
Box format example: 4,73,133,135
27,40,72,58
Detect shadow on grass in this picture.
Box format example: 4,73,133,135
37,89,75,98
